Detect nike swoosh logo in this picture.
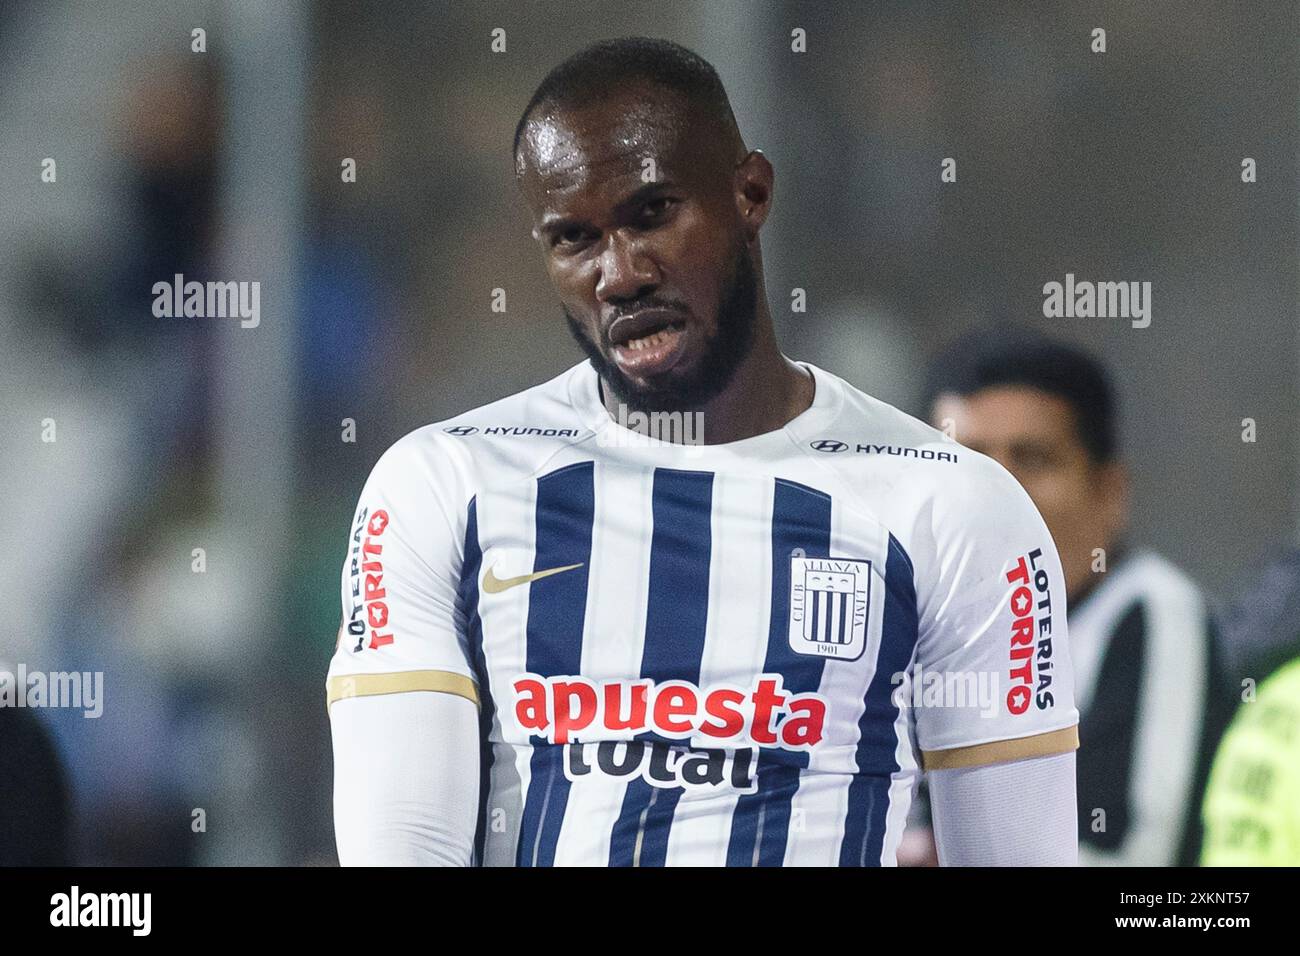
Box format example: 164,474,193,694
482,562,584,594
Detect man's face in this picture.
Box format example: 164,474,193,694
517,87,761,412
931,385,1127,602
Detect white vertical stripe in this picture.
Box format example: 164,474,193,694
664,472,773,866
1127,573,1207,865
550,463,655,865
882,643,923,866
475,480,539,867
881,535,923,867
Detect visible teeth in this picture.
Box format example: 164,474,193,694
626,329,672,351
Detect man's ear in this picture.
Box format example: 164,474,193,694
734,149,773,237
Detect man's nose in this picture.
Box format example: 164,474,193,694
595,229,658,304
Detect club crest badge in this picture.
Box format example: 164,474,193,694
788,557,871,661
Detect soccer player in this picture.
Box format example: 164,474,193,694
327,37,1080,866
917,328,1231,866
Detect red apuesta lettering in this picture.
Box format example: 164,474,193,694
512,674,828,748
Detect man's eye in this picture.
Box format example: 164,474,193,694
641,197,675,219
554,227,588,248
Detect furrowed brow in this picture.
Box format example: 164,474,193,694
536,214,582,241
536,181,678,240
612,180,676,216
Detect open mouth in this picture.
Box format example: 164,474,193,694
607,309,690,377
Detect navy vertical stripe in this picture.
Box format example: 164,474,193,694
608,468,714,867
456,498,494,866
726,478,833,866
516,462,595,867
840,533,919,866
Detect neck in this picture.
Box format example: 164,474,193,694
600,302,814,445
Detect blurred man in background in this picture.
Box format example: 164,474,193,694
902,327,1233,866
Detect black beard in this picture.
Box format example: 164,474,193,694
564,241,759,414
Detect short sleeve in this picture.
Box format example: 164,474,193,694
911,454,1080,769
325,431,480,713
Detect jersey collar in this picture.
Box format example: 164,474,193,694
565,358,844,455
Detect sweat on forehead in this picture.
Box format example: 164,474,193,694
516,86,740,181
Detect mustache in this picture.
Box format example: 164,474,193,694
564,234,757,413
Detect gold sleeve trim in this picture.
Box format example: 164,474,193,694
326,670,480,710
922,724,1079,771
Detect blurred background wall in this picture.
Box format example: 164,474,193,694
0,0,1294,864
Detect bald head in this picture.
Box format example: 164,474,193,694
516,82,746,219
513,37,746,181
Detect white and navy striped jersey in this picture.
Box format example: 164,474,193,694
326,360,1080,866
